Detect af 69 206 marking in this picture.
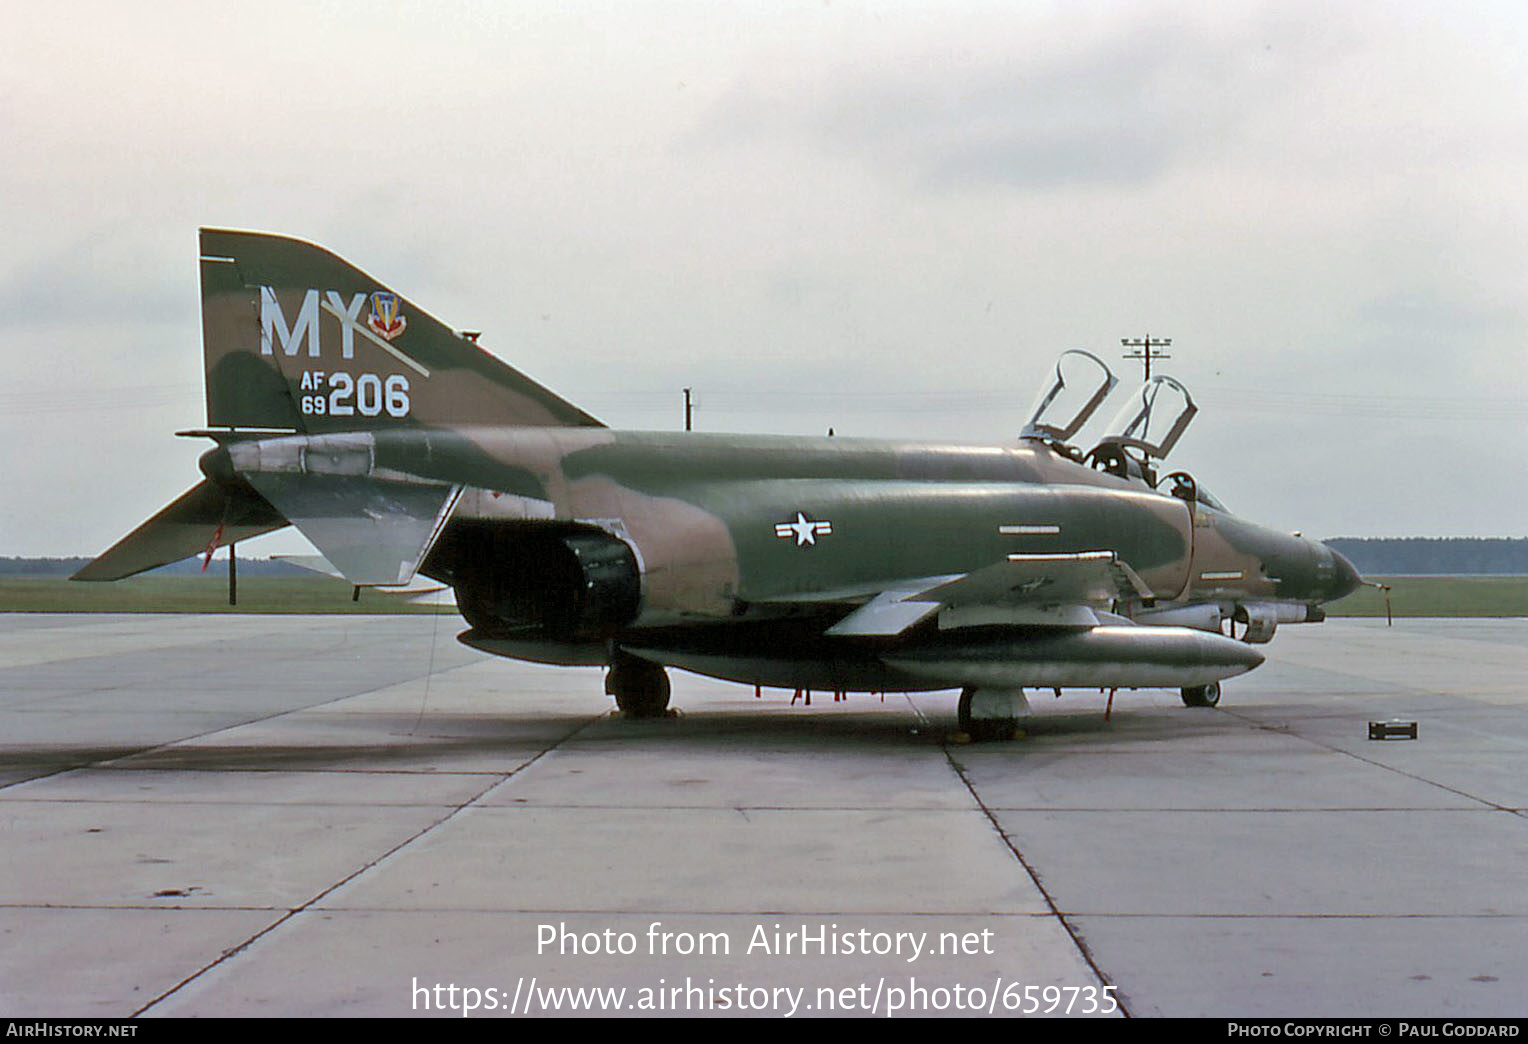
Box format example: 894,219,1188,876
299,370,410,418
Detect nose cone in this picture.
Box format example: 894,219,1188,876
1329,548,1362,602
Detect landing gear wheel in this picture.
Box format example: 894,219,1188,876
957,686,1020,742
606,653,671,718
1181,681,1221,708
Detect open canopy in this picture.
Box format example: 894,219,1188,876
1019,350,1118,444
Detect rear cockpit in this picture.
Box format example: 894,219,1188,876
1085,374,1198,489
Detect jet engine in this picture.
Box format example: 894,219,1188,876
429,522,642,638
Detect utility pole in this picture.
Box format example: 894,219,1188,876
1121,334,1172,381
683,387,693,431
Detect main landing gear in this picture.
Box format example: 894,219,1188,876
605,651,671,718
1180,681,1221,708
955,686,1031,743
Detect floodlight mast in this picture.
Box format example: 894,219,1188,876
1122,334,1172,381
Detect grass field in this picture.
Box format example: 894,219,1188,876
0,576,452,614
1323,575,1527,618
2,574,1523,617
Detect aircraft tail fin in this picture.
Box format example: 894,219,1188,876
198,228,603,433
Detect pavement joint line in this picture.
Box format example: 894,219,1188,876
898,692,1130,1018
943,747,1129,1017
12,766,519,776
298,906,1060,917
129,708,608,1017
977,806,1491,813
454,805,1007,813
1,807,513,813
97,906,1060,918
0,903,301,912
1048,912,1528,921
11,903,1527,920
1218,706,1523,814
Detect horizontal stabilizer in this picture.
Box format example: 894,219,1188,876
271,553,451,595
244,473,460,586
72,480,288,581
269,554,345,580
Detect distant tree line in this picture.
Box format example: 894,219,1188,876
0,557,311,578
1323,538,1528,576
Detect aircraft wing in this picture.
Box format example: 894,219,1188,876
71,480,287,581
824,551,1152,636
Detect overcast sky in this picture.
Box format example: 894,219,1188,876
3,0,1525,558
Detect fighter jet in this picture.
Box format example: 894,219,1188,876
75,230,1361,738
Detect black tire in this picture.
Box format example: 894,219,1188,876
1181,681,1221,708
607,654,671,718
957,686,1017,742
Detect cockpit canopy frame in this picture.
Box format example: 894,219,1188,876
1092,374,1198,460
1019,349,1119,445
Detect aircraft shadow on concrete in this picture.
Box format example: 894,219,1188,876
0,702,1252,781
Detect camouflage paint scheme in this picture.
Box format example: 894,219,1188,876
77,230,1361,718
